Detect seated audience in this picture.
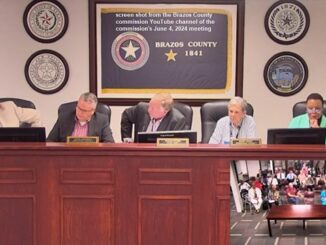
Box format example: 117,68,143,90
275,168,286,182
267,184,280,208
297,170,307,187
301,163,309,176
286,182,302,204
317,175,326,186
209,96,256,144
239,180,250,192
286,170,297,183
250,176,263,190
248,183,263,213
303,187,315,204
239,180,250,204
268,174,279,188
305,175,315,191
0,101,41,127
47,92,114,143
120,93,186,142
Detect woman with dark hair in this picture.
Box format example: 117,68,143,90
288,93,326,174
289,93,326,128
289,93,326,173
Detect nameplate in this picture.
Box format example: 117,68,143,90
67,136,99,144
230,138,262,146
156,138,189,147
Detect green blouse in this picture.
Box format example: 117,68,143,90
289,113,326,128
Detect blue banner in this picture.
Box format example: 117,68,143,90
100,8,230,92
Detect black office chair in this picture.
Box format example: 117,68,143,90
58,101,111,124
172,102,193,130
292,101,326,117
200,100,254,143
0,98,36,109
0,97,36,127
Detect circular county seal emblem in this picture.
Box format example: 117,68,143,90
111,32,150,71
25,50,69,94
264,52,308,96
264,0,310,45
23,0,69,43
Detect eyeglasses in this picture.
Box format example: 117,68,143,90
306,108,322,113
77,105,95,113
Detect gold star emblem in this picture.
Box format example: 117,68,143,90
165,49,177,61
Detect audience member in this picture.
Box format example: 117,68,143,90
275,168,286,181
248,183,263,213
301,164,309,175
120,93,186,142
0,101,41,127
268,174,279,188
305,175,315,191
239,180,251,203
239,180,250,192
209,97,256,144
303,187,315,204
252,177,263,190
286,182,302,204
297,170,307,187
47,92,114,143
267,184,280,208
317,175,326,186
320,186,326,205
286,170,296,183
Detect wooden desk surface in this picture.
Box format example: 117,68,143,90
0,142,325,159
267,204,326,220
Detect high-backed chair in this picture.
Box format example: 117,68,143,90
172,102,193,130
0,97,36,127
0,98,36,109
292,101,326,117
200,100,254,143
58,101,111,124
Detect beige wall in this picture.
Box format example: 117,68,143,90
244,0,326,142
1,0,325,143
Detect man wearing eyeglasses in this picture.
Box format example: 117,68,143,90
289,93,326,128
47,92,114,142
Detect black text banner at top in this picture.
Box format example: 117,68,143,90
97,4,237,99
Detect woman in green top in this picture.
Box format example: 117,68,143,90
289,93,326,128
289,93,326,174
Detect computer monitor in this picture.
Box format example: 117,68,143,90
267,128,326,144
137,130,197,143
0,127,46,142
